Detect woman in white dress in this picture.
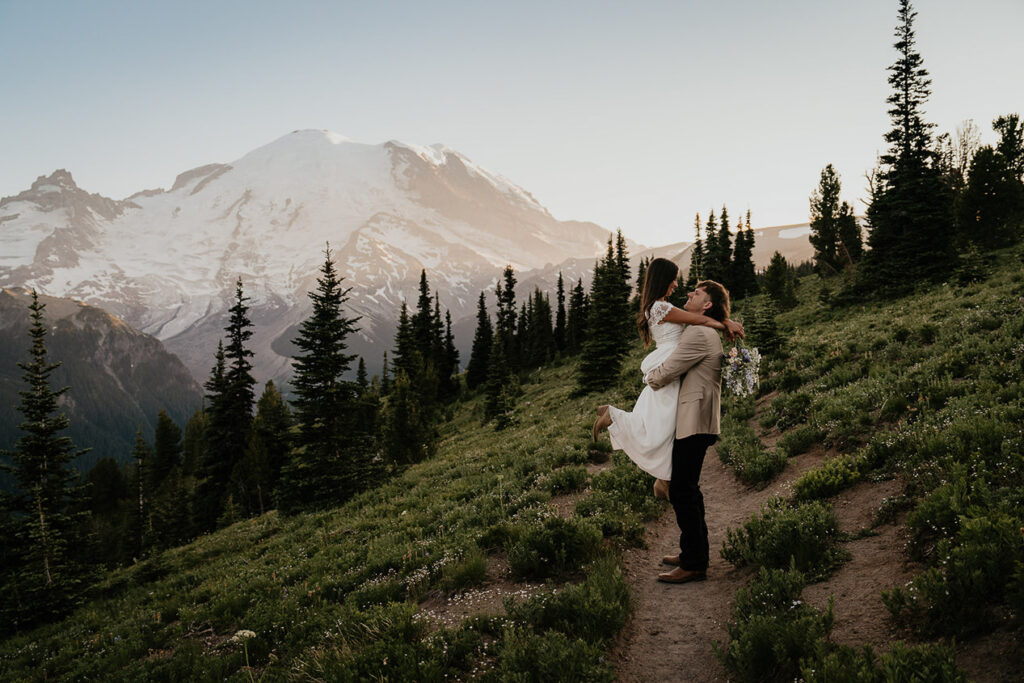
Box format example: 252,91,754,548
592,258,741,498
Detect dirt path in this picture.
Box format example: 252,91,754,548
611,447,823,682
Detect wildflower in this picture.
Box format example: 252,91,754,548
231,629,257,642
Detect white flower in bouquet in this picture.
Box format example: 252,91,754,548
722,344,761,397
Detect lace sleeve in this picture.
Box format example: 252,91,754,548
647,300,672,325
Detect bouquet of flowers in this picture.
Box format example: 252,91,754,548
723,342,761,397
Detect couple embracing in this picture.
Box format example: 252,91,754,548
593,258,742,583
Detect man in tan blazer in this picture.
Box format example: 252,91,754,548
644,280,730,583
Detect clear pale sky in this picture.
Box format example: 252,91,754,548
1,0,1021,246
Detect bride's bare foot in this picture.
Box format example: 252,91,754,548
653,479,670,501
592,409,612,442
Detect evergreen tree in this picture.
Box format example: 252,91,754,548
554,272,567,353
391,302,420,379
181,408,206,478
441,309,460,400
466,292,493,390
958,145,1024,248
809,164,845,274
633,257,649,311
483,335,516,428
223,277,256,446
762,252,798,309
994,113,1024,181
494,266,518,371
718,206,734,283
730,214,758,299
356,357,369,392
232,381,292,516
150,410,182,492
702,210,724,282
747,298,784,356
1,291,93,631
614,229,631,304
380,293,440,467
576,241,633,393
82,457,131,567
280,246,364,513
525,288,554,368
566,278,588,354
380,351,391,395
382,370,435,464
860,0,955,293
411,270,435,358
194,342,228,530
432,295,446,370
516,300,529,361
687,213,704,289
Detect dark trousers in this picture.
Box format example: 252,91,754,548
669,433,717,571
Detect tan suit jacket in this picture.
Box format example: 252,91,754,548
645,324,723,439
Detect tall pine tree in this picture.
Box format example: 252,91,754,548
576,239,633,393
494,266,518,372
1,291,93,631
566,278,588,354
730,213,758,299
687,213,704,288
466,292,493,390
279,246,364,512
860,0,955,293
554,272,567,354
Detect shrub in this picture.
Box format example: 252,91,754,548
440,547,489,593
495,627,614,682
506,515,603,579
802,641,966,682
721,497,845,580
775,424,824,458
715,565,833,683
590,455,661,520
791,453,865,501
543,465,589,495
574,491,646,546
717,422,786,487
769,391,813,430
884,511,1024,637
504,555,630,644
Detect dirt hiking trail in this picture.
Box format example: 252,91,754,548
610,443,1022,683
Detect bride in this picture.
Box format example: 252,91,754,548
592,257,741,496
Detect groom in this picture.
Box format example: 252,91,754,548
644,280,731,584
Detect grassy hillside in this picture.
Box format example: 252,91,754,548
713,244,1024,679
0,349,656,681
2,246,1022,680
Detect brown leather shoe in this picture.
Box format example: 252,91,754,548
657,567,707,584
653,479,670,501
662,554,681,566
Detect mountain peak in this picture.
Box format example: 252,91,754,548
288,129,352,145
31,169,79,192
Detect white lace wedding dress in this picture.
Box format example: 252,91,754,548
607,300,682,480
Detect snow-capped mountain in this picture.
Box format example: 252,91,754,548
0,130,613,384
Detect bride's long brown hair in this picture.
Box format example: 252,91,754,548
636,257,680,347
